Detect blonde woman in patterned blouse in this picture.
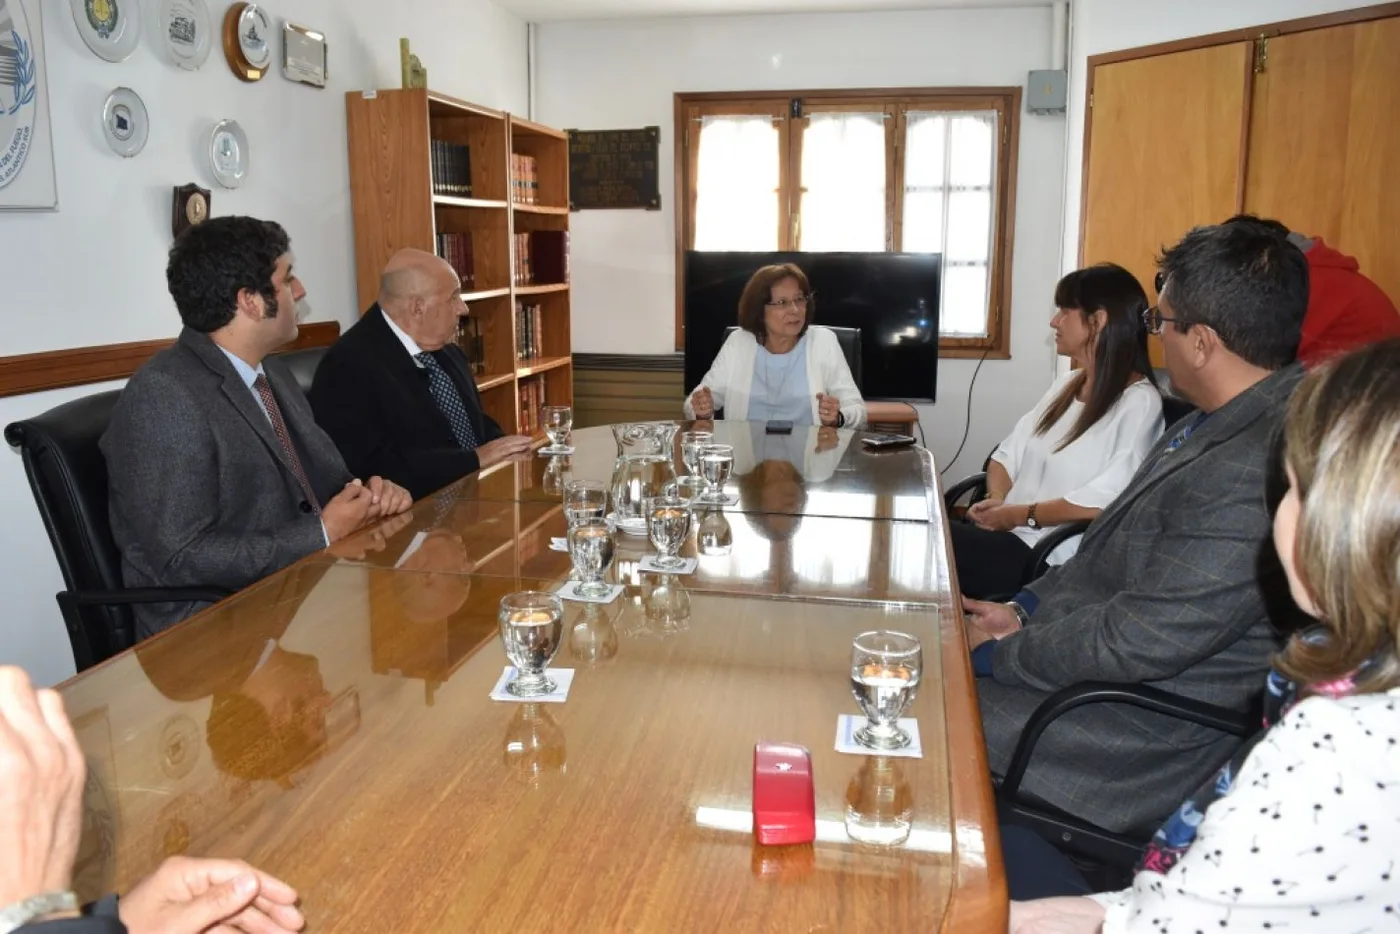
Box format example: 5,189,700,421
1010,338,1400,933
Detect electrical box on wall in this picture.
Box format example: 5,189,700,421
1027,69,1067,114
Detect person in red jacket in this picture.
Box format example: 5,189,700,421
1223,215,1400,365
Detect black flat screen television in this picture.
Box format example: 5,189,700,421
683,251,941,403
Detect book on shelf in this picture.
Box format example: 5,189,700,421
510,153,538,205
512,230,569,286
518,376,545,434
431,140,472,197
515,300,544,362
456,314,486,376
435,232,475,290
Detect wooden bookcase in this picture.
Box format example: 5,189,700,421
345,89,572,441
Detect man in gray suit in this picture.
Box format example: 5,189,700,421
102,216,411,639
964,220,1308,834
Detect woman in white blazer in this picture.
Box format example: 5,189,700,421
684,263,867,429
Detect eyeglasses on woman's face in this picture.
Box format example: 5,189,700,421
765,293,814,311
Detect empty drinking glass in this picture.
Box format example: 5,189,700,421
849,631,922,750
498,591,564,697
567,518,615,598
680,430,714,476
563,479,607,527
645,494,691,569
698,443,734,503
541,405,573,454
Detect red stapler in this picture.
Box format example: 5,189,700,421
752,741,816,846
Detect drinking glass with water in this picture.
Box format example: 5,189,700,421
698,443,734,503
567,518,615,598
541,405,573,454
563,479,607,527
498,591,564,697
849,630,922,750
645,494,690,569
680,430,714,476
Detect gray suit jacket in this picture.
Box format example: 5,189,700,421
978,365,1302,834
101,328,352,639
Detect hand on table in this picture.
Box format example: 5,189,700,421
0,666,85,910
321,481,375,543
816,393,841,427
364,477,412,517
690,387,715,419
119,857,305,934
477,435,534,469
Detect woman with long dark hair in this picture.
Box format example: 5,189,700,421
952,263,1163,599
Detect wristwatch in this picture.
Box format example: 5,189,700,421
1025,503,1040,530
1003,601,1031,630
0,891,78,933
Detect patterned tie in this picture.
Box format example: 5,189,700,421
252,374,321,515
415,352,480,450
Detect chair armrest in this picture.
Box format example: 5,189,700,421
943,472,987,510
67,586,233,607
1025,520,1092,582
999,681,1257,800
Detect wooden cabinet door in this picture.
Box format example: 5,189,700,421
1082,43,1251,365
1245,16,1400,308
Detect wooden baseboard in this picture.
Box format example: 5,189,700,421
0,322,342,399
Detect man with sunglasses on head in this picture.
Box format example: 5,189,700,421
963,219,1308,839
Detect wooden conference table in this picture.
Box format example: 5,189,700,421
57,421,1005,932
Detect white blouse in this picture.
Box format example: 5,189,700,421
1092,688,1400,932
992,372,1164,563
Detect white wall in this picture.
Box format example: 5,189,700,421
1060,0,1397,274
536,5,1068,489
1,0,527,685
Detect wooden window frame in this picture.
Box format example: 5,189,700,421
674,86,1021,359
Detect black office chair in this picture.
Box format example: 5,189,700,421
5,391,230,672
276,346,328,396
722,325,863,391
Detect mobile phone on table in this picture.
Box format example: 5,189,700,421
765,420,794,435
861,433,916,449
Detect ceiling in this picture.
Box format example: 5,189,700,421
497,0,1051,23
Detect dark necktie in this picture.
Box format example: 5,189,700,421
252,374,321,515
415,352,480,450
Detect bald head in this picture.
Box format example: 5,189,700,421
377,249,463,351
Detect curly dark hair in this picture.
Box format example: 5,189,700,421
166,216,290,332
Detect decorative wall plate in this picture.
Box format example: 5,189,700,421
101,87,148,157
160,0,211,70
221,1,271,81
70,0,142,63
208,119,248,189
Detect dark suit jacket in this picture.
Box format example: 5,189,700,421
978,365,1303,835
308,305,504,500
101,329,351,639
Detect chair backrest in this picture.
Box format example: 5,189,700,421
723,325,863,390
1161,392,1196,427
276,346,328,396
4,389,132,660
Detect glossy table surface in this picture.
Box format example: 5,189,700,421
57,422,1005,932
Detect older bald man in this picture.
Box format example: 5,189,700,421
309,250,533,499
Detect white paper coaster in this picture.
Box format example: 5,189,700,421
549,536,568,552
556,580,623,604
638,555,697,575
696,493,739,507
488,666,575,703
538,447,575,457
834,714,923,759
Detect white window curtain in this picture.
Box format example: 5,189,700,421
693,115,781,251
903,111,998,338
798,112,886,252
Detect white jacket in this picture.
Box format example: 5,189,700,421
683,327,867,429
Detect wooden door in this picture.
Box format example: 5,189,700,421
1245,16,1400,308
1081,43,1252,365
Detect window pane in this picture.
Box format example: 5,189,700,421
903,113,946,188
942,264,991,337
798,112,885,252
946,190,991,263
902,190,944,253
949,113,995,188
694,115,780,250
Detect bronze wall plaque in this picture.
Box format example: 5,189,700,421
172,183,211,239
567,127,660,211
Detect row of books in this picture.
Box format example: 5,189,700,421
430,140,472,197
455,316,486,377
518,377,547,435
511,153,539,204
516,301,545,362
436,233,476,290
513,230,569,286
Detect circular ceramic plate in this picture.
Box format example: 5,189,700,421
70,0,142,63
208,119,248,189
102,87,149,157
236,3,272,70
160,0,211,70
605,513,648,536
